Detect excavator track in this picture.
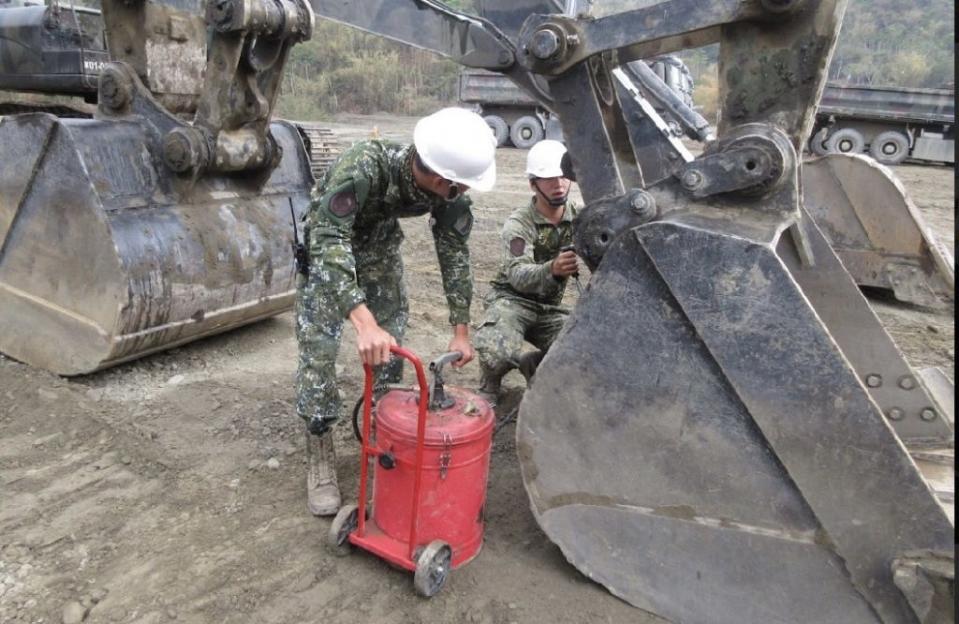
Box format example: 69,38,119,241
295,122,342,181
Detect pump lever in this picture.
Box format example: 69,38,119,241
428,351,463,410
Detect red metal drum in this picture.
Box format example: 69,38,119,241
373,386,494,568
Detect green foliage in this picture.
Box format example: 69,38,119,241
276,20,464,120
830,0,954,87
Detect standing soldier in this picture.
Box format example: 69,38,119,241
296,108,497,516
474,140,578,405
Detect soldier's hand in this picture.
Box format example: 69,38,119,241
550,250,579,278
356,324,397,367
448,325,475,368
350,305,397,366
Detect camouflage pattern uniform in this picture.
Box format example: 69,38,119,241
296,139,474,431
474,198,577,380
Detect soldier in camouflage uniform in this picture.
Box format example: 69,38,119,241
296,108,497,516
474,140,579,405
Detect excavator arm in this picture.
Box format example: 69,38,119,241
99,0,314,174
309,2,955,623
311,0,557,108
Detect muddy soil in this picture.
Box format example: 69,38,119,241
0,114,953,624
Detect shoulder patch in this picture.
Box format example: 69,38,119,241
329,190,357,217
510,237,526,257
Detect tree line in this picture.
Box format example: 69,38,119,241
686,0,954,119
276,0,953,122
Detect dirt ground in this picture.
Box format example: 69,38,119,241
0,114,953,624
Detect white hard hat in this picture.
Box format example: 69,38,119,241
525,139,567,179
414,107,497,192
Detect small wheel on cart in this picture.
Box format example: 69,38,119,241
327,504,358,557
413,540,453,598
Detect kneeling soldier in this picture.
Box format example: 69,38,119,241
474,140,579,405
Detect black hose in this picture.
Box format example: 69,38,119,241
350,384,409,442
351,396,365,442
493,406,519,437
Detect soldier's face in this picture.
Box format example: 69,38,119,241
413,159,470,202
531,176,571,202
427,173,469,202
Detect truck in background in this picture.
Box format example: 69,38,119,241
809,83,954,165
463,55,955,168
460,55,695,148
0,0,108,116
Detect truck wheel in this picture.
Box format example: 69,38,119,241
510,116,544,149
809,128,831,156
484,115,509,147
825,128,865,155
869,131,909,165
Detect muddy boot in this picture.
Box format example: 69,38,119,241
518,350,545,386
306,429,341,517
477,368,503,407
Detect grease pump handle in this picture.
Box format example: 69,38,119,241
428,351,463,410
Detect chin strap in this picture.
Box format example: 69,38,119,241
532,179,569,207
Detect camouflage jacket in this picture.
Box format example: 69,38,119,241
304,139,474,325
489,197,577,307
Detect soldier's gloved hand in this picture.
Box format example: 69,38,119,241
307,415,333,436
550,250,580,278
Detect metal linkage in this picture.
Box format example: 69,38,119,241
515,0,805,76
186,0,314,174
100,0,314,176
621,60,713,143
678,124,794,201
99,0,207,114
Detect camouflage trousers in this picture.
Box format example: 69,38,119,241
295,220,408,427
474,292,568,379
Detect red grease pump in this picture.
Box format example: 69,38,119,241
327,346,495,597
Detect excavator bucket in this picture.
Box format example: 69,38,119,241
0,0,326,375
517,213,954,624
518,215,953,618
802,153,955,307
466,1,953,622
0,112,313,375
